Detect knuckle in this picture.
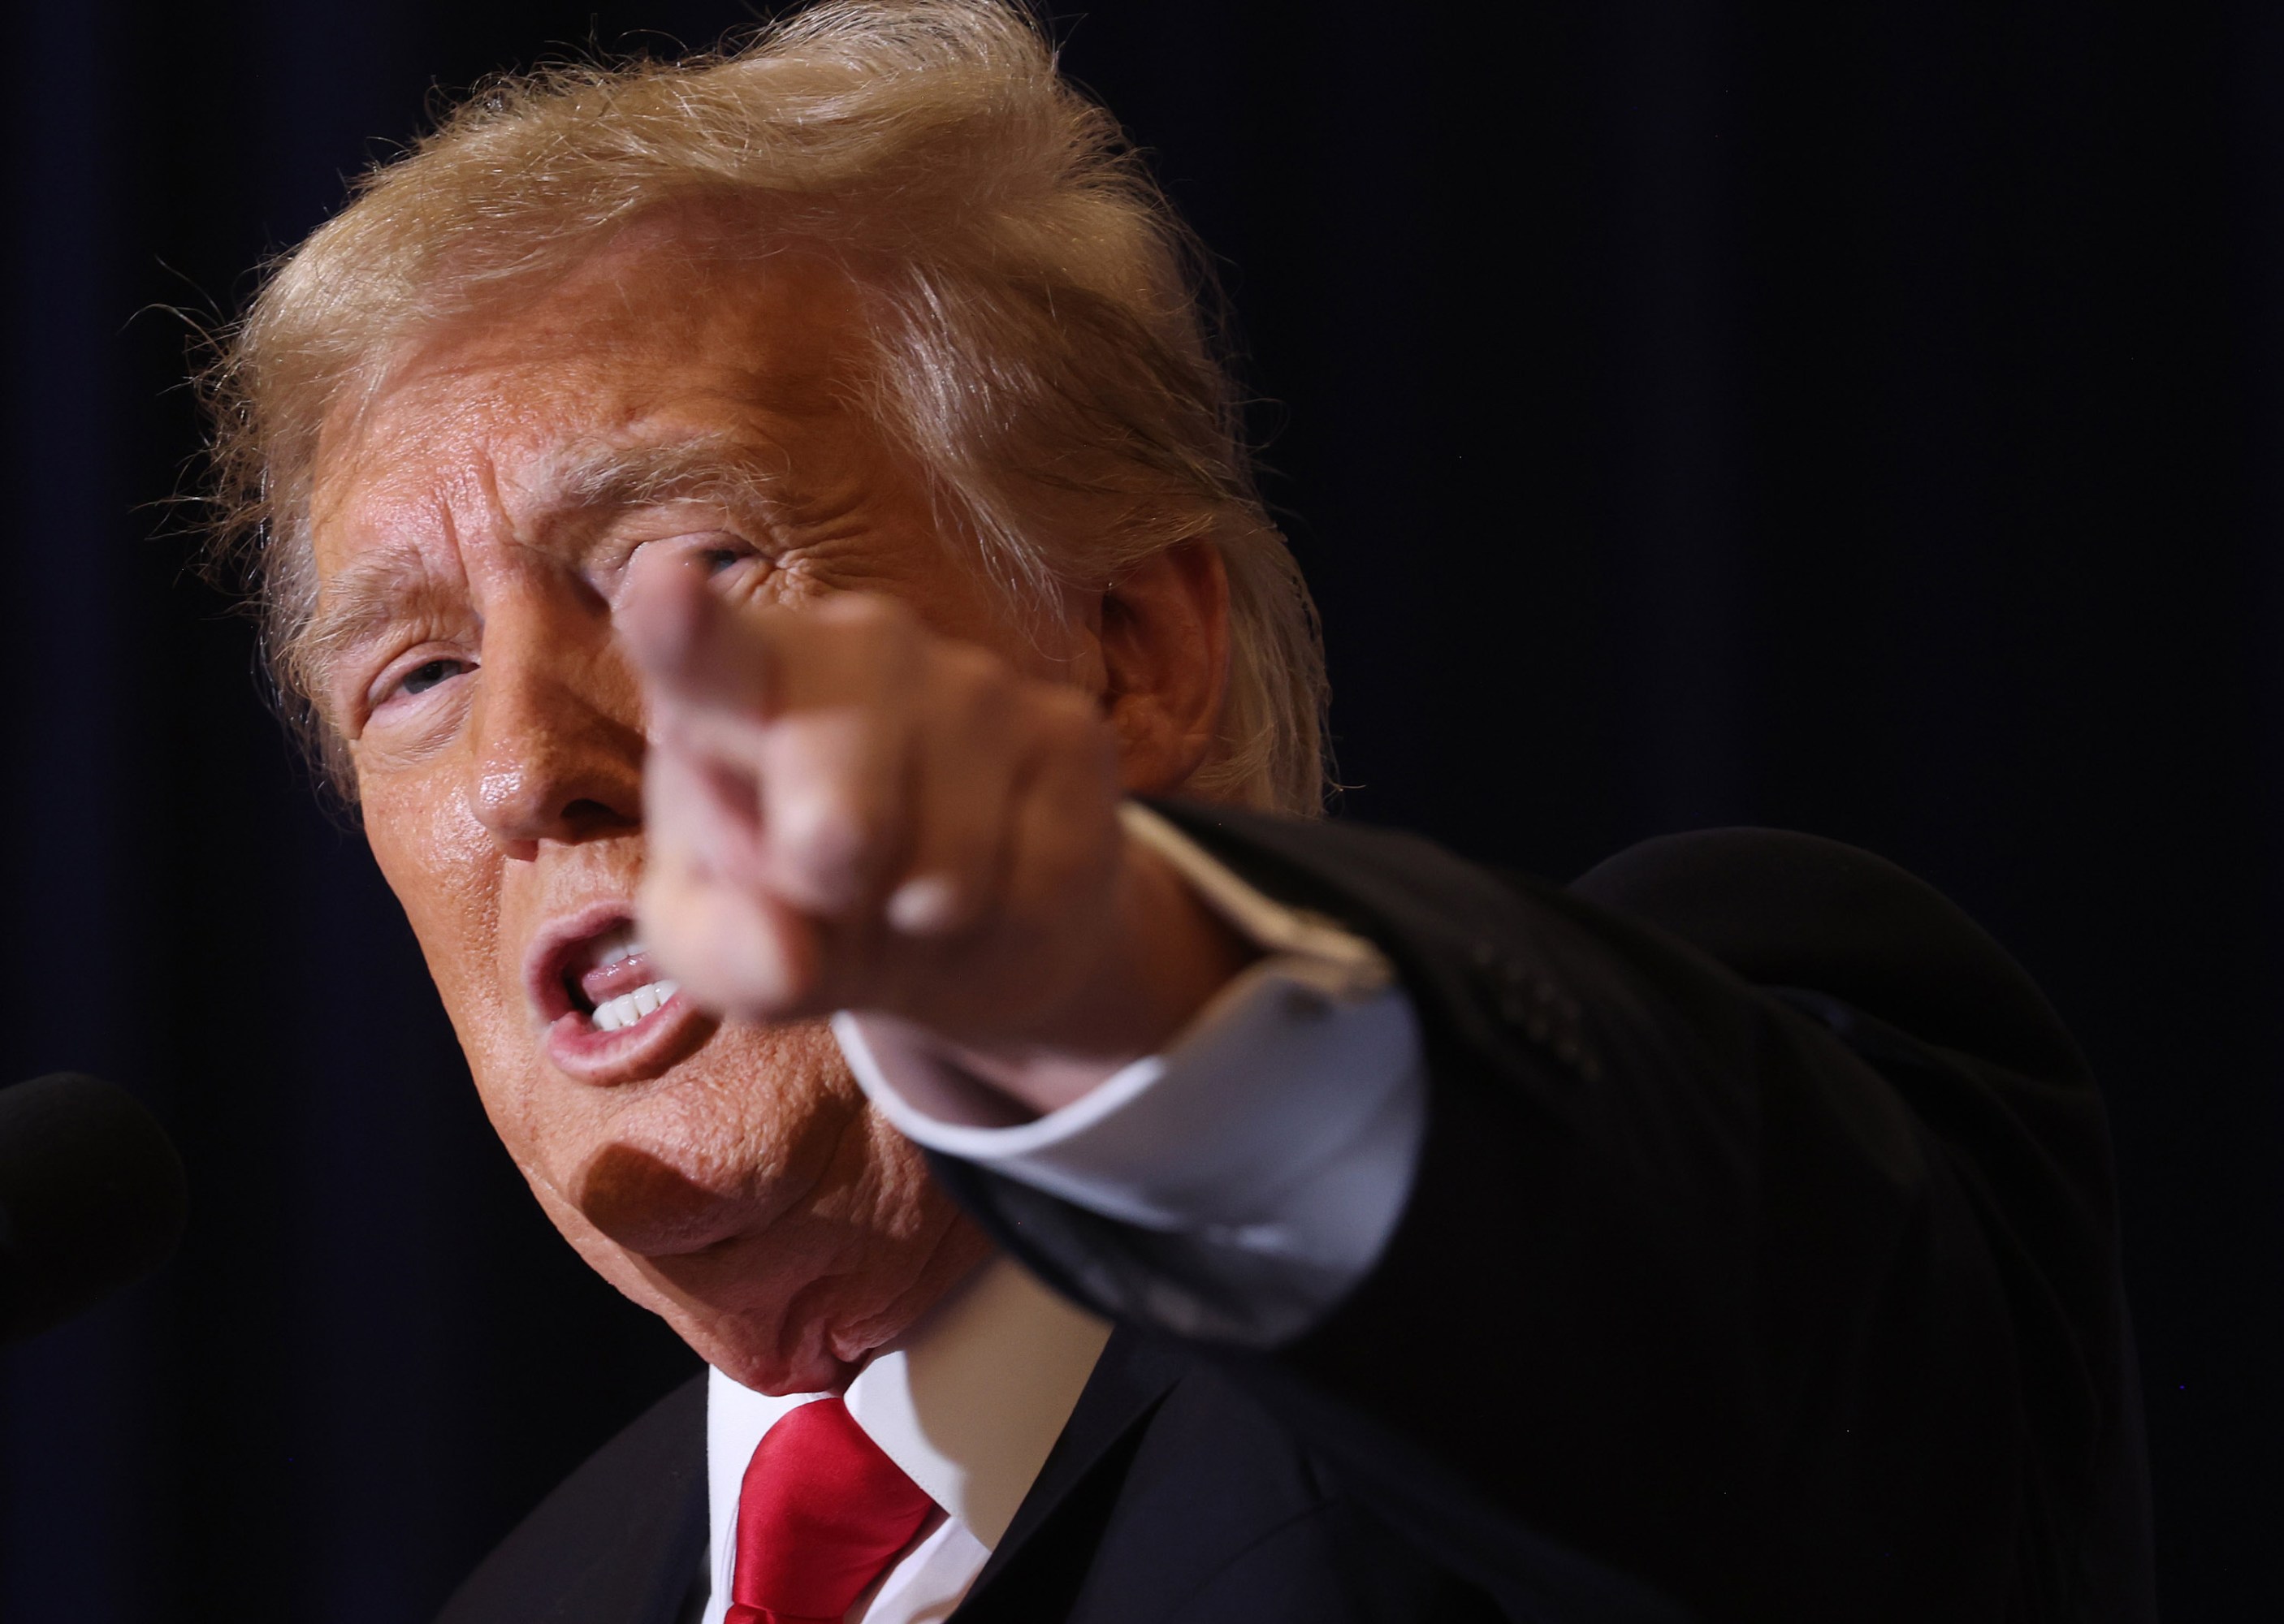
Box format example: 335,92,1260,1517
1027,682,1082,729
1038,690,1110,758
833,592,916,647
809,594,919,685
942,646,1014,719
776,795,881,902
818,590,897,628
785,792,872,868
865,613,928,685
938,640,998,689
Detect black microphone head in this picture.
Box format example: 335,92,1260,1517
0,1073,188,1346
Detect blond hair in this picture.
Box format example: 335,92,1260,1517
203,0,1326,814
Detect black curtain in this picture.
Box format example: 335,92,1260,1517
3,3,2278,1618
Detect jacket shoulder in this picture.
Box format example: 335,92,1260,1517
435,1370,709,1624
1571,827,2086,1083
1147,803,2085,1086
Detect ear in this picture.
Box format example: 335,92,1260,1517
1092,542,1231,797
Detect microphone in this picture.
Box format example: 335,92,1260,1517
0,1073,188,1347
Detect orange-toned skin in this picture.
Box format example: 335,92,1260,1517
309,220,1252,1395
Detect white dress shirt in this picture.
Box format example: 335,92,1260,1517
701,804,1429,1622
699,1255,1110,1624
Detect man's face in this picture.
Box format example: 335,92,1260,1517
305,227,1046,1392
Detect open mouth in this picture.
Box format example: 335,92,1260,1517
573,926,681,1032
530,908,684,1038
561,923,680,1033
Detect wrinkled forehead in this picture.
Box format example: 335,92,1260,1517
308,230,872,567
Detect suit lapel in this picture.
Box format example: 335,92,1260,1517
954,1326,1187,1618
435,1371,709,1624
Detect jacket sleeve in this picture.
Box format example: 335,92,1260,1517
919,804,2148,1624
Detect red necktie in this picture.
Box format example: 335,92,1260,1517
727,1395,940,1624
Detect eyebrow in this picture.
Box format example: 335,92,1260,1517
296,543,468,705
298,432,791,698
537,431,792,514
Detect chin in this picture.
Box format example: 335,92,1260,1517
522,1022,866,1251
648,1276,876,1395
703,1332,862,1397
572,1138,769,1255
505,1043,987,1393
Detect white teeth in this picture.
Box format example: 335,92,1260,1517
590,979,677,1034
594,937,645,972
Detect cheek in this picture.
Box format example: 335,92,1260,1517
363,779,560,1178
363,774,498,961
360,770,514,1054
603,1021,862,1196
524,1022,867,1260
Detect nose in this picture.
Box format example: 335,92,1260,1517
467,598,644,854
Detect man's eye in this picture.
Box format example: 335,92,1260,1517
399,658,467,696
702,546,750,574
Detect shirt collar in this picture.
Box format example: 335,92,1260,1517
707,1251,1110,1566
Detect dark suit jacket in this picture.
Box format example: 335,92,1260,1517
436,814,2155,1624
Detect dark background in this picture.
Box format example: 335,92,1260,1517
2,1,2278,1618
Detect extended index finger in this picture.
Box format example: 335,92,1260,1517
619,545,778,719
